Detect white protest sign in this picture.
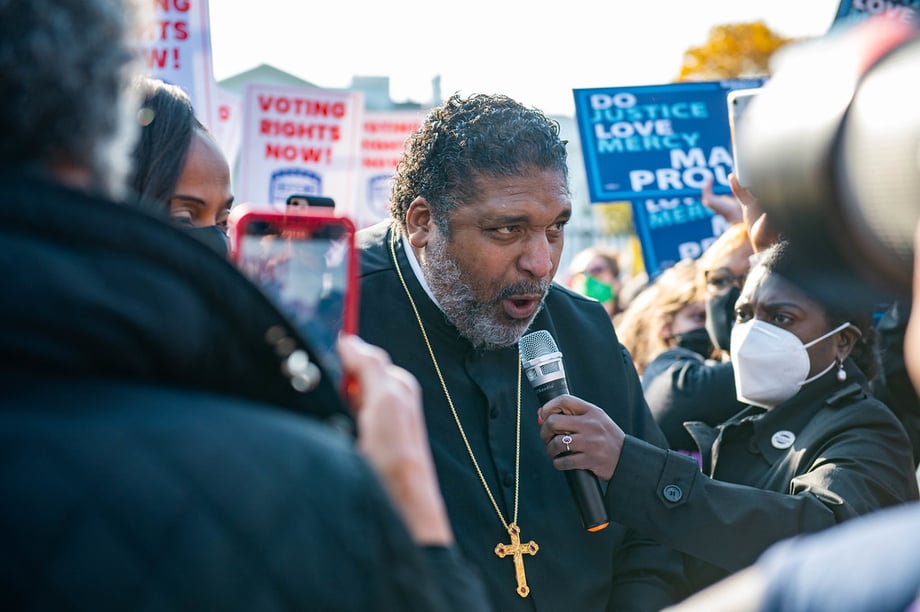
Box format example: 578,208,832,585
238,84,364,212
212,86,242,169
141,0,216,129
355,110,426,229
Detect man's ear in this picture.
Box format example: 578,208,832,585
406,197,433,248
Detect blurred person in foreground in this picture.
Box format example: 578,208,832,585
640,223,752,453
357,92,687,611
0,0,489,609
561,239,918,598
129,76,233,255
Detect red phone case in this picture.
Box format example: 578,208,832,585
228,204,360,401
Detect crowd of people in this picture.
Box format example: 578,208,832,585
3,0,920,611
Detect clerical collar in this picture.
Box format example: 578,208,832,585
400,233,444,312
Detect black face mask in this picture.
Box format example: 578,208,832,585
674,327,715,358
705,285,741,353
184,224,230,258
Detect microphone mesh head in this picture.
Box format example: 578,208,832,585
519,329,558,362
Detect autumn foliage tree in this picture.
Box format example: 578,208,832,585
677,21,795,81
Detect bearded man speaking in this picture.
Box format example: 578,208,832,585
357,93,687,612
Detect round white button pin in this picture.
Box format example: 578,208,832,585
771,430,796,450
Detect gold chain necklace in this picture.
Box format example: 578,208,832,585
389,230,538,598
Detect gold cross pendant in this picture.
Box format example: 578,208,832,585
494,522,539,597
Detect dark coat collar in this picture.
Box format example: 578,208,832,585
726,368,867,463
0,174,349,427
686,365,869,467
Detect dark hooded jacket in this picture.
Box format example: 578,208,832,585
0,171,486,611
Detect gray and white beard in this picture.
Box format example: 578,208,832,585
421,235,548,350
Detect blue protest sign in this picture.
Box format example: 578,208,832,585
627,193,724,277
834,0,920,24
573,80,762,277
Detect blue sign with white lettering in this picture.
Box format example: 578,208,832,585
626,193,719,277
834,0,920,24
573,80,762,277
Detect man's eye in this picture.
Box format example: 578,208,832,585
494,226,517,235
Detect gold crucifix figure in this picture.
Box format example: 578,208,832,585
494,522,539,597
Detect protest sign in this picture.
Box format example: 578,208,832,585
237,84,364,213
834,0,920,24
141,0,216,129
354,110,425,229
212,86,242,169
573,80,762,277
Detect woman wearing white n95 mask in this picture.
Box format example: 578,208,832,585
661,239,918,594
729,242,868,410
730,288,862,410
573,239,918,600
731,319,856,408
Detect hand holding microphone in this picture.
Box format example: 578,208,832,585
520,330,613,532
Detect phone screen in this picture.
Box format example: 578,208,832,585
230,207,359,393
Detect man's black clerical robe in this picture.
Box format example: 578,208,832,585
357,223,686,612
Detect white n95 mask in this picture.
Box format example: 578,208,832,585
730,320,851,409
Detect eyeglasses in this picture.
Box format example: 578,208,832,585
583,265,610,277
705,269,747,294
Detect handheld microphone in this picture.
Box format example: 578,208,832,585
519,330,609,532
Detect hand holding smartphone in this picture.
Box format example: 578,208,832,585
229,203,359,401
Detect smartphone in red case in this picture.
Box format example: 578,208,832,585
229,203,359,399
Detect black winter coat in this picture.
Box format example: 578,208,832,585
0,173,486,611
609,362,919,595
641,347,745,452
357,224,687,612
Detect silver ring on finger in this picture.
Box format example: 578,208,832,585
561,434,573,453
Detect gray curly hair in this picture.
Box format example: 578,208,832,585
0,0,145,198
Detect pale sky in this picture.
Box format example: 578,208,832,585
209,0,842,117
